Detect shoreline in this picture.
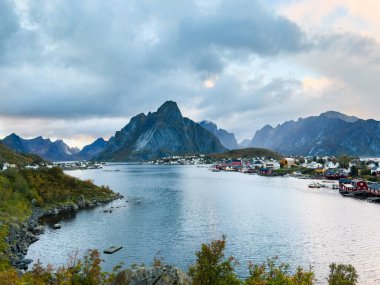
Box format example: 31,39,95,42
6,192,123,271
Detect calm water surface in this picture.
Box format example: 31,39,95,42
27,164,380,284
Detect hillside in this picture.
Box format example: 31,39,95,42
210,147,283,160
0,142,43,165
0,167,118,270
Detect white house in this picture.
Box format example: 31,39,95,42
325,161,339,169
264,160,281,170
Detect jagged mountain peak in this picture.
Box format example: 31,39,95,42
319,111,359,123
199,120,238,150
156,100,183,120
97,102,226,161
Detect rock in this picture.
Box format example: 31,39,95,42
33,225,45,235
25,232,39,243
111,265,192,285
16,258,33,270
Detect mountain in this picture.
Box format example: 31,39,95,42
249,111,380,156
238,139,251,149
2,133,80,161
199,121,239,150
0,141,44,165
97,101,226,161
75,138,108,160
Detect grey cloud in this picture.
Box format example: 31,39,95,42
0,0,19,56
0,0,379,144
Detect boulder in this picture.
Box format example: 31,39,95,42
111,265,192,285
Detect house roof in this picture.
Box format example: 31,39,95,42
369,184,380,190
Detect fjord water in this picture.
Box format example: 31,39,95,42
27,165,380,284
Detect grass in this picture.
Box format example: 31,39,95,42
211,147,284,161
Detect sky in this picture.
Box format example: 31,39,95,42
1,0,380,148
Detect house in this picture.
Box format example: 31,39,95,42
351,179,368,191
303,162,323,169
371,166,380,176
252,160,264,169
280,158,295,168
325,161,339,169
26,165,39,170
260,168,271,175
368,184,380,196
1,163,9,171
264,161,280,170
341,183,356,191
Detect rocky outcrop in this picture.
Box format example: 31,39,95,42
111,265,192,285
5,193,123,270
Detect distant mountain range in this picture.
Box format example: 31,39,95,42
1,134,107,162
97,101,226,161
248,111,380,156
199,121,239,150
2,108,379,161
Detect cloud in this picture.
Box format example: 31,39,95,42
0,0,379,146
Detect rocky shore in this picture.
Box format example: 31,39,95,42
5,193,123,270
111,265,192,285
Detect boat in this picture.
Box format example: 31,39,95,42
208,166,220,172
52,223,62,229
308,183,321,188
104,246,123,254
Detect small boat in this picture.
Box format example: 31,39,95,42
104,246,123,254
52,223,62,229
308,183,321,188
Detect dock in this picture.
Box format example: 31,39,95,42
367,197,380,203
103,246,123,254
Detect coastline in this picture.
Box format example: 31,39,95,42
6,192,123,271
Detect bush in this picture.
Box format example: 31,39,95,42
245,257,315,285
328,263,358,285
189,235,241,285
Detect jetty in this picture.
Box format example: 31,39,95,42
367,197,380,203
104,246,123,254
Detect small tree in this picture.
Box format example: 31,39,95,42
350,166,358,177
189,236,241,285
328,263,358,285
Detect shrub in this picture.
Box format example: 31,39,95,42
245,257,315,285
189,235,241,285
327,263,358,285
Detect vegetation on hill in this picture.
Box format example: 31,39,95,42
0,142,44,165
0,167,116,270
211,148,284,161
0,237,358,284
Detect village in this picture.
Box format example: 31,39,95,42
207,155,380,202
2,154,380,203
